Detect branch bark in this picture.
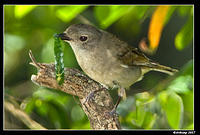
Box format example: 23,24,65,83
29,50,121,129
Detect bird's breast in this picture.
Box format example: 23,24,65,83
74,48,142,88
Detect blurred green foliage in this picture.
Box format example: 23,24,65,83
4,5,193,129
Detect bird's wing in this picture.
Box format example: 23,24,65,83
105,31,154,67
116,43,153,67
106,32,178,75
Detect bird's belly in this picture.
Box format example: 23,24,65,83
99,65,142,88
79,57,142,88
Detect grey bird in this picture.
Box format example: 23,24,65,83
59,24,178,112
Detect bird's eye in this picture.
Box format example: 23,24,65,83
79,35,88,42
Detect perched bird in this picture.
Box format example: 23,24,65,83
59,24,178,112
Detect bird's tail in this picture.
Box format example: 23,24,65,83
148,62,178,75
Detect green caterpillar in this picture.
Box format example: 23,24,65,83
54,34,65,85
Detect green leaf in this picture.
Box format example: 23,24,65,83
177,6,193,17
135,93,156,129
167,60,193,94
133,101,146,127
175,14,193,50
94,6,133,29
71,105,85,122
56,6,88,22
131,6,149,20
28,88,72,128
43,103,63,129
185,123,194,129
23,98,37,114
15,5,37,19
142,112,157,129
122,92,157,129
179,60,193,77
163,6,176,26
181,91,193,113
135,92,154,103
158,91,184,129
167,75,193,94
33,88,69,106
35,99,48,116
127,99,156,129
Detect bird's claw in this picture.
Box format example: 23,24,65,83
105,108,118,118
83,91,95,104
109,109,117,116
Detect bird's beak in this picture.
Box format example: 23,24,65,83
58,33,72,41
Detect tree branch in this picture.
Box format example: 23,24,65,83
4,100,47,129
29,50,121,129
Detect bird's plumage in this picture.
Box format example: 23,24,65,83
60,23,178,94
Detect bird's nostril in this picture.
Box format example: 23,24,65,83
58,33,72,41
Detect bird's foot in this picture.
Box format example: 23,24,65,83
104,95,121,118
104,108,118,118
83,88,105,104
83,91,95,104
109,108,117,116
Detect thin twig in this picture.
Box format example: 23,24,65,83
29,50,45,69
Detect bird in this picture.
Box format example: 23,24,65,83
58,23,178,113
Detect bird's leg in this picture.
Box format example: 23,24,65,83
109,95,122,115
110,82,120,91
108,81,126,115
